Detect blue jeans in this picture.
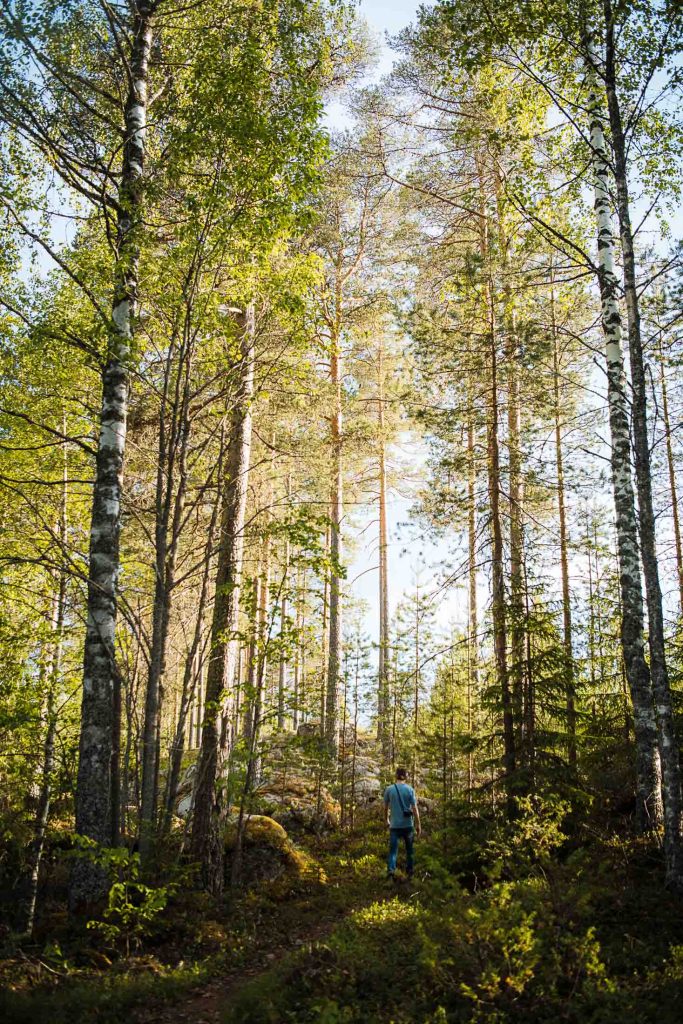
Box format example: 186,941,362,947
388,827,414,875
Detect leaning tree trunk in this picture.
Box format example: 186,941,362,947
584,38,662,830
163,462,222,833
72,3,154,910
190,306,255,894
602,0,682,882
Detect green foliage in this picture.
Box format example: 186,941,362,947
72,838,178,957
483,795,570,881
226,827,683,1024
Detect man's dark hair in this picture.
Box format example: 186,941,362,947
395,767,408,780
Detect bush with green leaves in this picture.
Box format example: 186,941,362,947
72,837,178,957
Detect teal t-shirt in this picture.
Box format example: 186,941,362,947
384,782,416,829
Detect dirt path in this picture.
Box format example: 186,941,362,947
133,915,337,1024
131,874,405,1024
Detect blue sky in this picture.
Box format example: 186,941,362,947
360,0,420,36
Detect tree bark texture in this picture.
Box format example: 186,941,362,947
190,305,255,893
550,272,577,768
467,352,478,798
377,339,391,763
495,173,525,762
477,161,516,812
602,0,682,879
584,39,662,830
140,329,195,856
326,333,343,754
72,3,154,909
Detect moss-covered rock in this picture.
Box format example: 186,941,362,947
224,815,326,889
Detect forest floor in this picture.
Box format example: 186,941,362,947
132,830,401,1024
4,811,683,1023
0,821,401,1024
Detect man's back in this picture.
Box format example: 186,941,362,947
383,781,416,829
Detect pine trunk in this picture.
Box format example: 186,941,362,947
467,342,478,798
477,160,516,812
278,476,291,731
377,339,391,763
495,174,525,764
550,272,577,767
140,343,193,857
326,333,343,754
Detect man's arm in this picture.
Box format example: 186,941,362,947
383,794,390,826
413,794,421,836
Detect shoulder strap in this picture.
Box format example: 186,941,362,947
393,783,408,813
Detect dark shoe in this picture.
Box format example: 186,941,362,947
385,871,396,883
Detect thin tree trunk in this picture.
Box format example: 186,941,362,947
163,476,221,833
293,565,304,731
190,305,255,893
278,475,291,731
550,272,577,768
584,39,662,830
350,649,360,830
477,158,516,812
20,454,68,935
72,3,154,909
140,335,194,857
602,0,682,881
319,527,331,733
495,172,525,764
326,330,343,754
658,340,683,617
377,338,391,763
523,563,535,790
242,572,261,742
467,343,478,800
412,579,420,782
231,535,271,888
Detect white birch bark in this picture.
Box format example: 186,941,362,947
72,2,154,909
602,0,682,882
584,39,662,828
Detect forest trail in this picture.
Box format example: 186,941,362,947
135,910,343,1024
132,835,411,1024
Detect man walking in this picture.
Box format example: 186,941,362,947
383,767,421,880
